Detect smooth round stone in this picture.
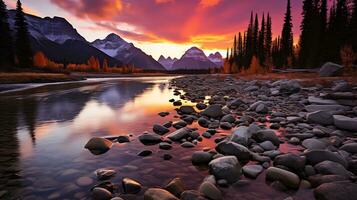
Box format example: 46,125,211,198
198,182,222,200
302,138,327,150
181,142,195,148
76,176,93,186
95,169,116,180
144,188,179,200
84,137,113,155
191,151,213,165
159,142,172,150
288,137,300,144
91,187,113,200
202,132,212,138
220,122,232,130
266,167,300,189
122,178,142,194
165,178,185,198
242,165,264,179
137,150,153,157
116,136,130,143
259,141,277,151
208,156,242,183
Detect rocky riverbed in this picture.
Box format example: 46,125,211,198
83,75,357,200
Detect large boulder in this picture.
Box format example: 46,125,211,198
314,181,357,200
319,62,343,77
314,161,352,178
208,156,242,183
266,167,300,189
273,153,306,172
215,141,251,161
144,188,179,200
84,137,113,155
201,105,224,118
304,150,347,167
333,115,357,132
340,143,357,154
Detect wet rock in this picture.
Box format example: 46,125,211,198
153,124,170,135
76,176,93,186
340,143,357,153
208,156,242,183
305,105,349,113
198,117,210,128
116,136,130,143
167,127,190,141
230,126,250,145
215,141,251,161
319,62,344,77
91,187,113,200
302,138,327,150
196,103,207,110
122,178,141,194
307,111,334,125
95,169,116,180
159,142,172,150
304,150,347,167
165,178,185,198
137,150,153,157
259,141,277,151
221,114,235,123
192,151,213,165
227,98,245,109
279,80,301,94
314,161,351,178
159,112,170,117
219,122,232,130
85,137,113,155
266,167,300,189
252,129,280,146
273,153,306,173
198,182,222,200
144,188,179,200
139,133,162,145
179,106,196,115
181,190,207,200
181,141,195,148
173,121,188,129
201,104,224,118
163,154,173,160
289,137,300,145
202,132,212,138
308,174,348,187
314,181,357,200
173,101,182,106
255,103,269,113
333,115,357,132
242,165,263,179
308,96,339,105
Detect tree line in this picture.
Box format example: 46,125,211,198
0,0,32,69
226,0,357,72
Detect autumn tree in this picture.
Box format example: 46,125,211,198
15,0,32,67
0,0,14,69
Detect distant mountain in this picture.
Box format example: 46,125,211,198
7,10,122,66
92,33,165,71
171,47,219,70
208,52,224,67
158,55,178,70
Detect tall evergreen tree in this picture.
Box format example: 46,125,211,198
258,13,266,65
15,0,32,67
299,0,314,67
318,0,328,65
253,13,259,55
351,0,357,51
280,0,293,68
233,35,237,58
238,32,243,69
0,0,14,68
265,13,272,65
245,12,254,67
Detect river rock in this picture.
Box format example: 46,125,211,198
179,106,196,114
180,190,207,200
144,188,178,200
215,141,251,161
333,115,357,132
91,187,113,200
95,169,116,180
116,135,130,143
165,178,185,198
273,153,306,172
137,150,153,157
340,143,357,153
153,124,170,135
192,151,213,165
259,141,277,151
122,178,142,194
307,111,334,125
266,167,300,189
198,117,210,128
85,137,113,155
196,103,207,110
198,182,222,200
159,142,172,150
139,133,162,145
208,156,242,183
308,96,339,105
308,174,347,187
242,165,263,179
302,138,327,150
314,181,357,200
201,105,224,118
305,105,349,113
252,129,280,146
181,141,195,148
319,62,343,77
221,114,235,123
167,127,190,141
304,150,347,167
314,161,351,178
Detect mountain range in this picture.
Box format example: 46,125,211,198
7,9,223,71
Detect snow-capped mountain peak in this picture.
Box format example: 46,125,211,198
181,46,208,61
158,55,178,70
208,52,224,67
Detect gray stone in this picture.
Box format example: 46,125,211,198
215,141,251,161
308,96,339,105
208,156,242,183
165,178,185,198
198,182,222,200
192,151,213,165
201,104,224,118
314,161,351,178
85,137,113,155
259,141,277,151
221,114,235,123
242,165,263,179
92,187,113,200
167,127,190,141
139,133,162,145
266,167,300,189
304,150,347,167
144,188,179,200
340,143,357,153
333,115,357,132
252,129,280,146
179,106,196,114
181,190,207,200
305,105,349,113
319,62,343,77
273,153,306,172
314,181,357,200
159,142,172,150
153,124,170,135
181,141,195,148
302,138,327,150
307,111,334,125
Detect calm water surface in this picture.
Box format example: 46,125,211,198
0,77,312,200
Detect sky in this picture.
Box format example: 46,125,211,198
5,0,304,60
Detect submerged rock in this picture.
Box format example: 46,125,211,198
122,178,142,194
144,188,179,200
85,137,113,155
139,133,162,145
208,156,242,183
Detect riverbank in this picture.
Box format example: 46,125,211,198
0,72,82,84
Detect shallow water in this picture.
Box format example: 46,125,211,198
0,76,312,200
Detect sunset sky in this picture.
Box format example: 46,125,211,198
5,0,304,59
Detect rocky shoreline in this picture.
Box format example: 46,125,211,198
85,75,357,200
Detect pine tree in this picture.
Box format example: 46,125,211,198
238,32,243,69
253,13,259,55
258,13,266,65
245,12,254,67
0,0,14,69
351,0,357,51
280,0,293,68
299,0,314,67
265,13,272,65
233,35,237,58
15,0,32,67
319,0,328,65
